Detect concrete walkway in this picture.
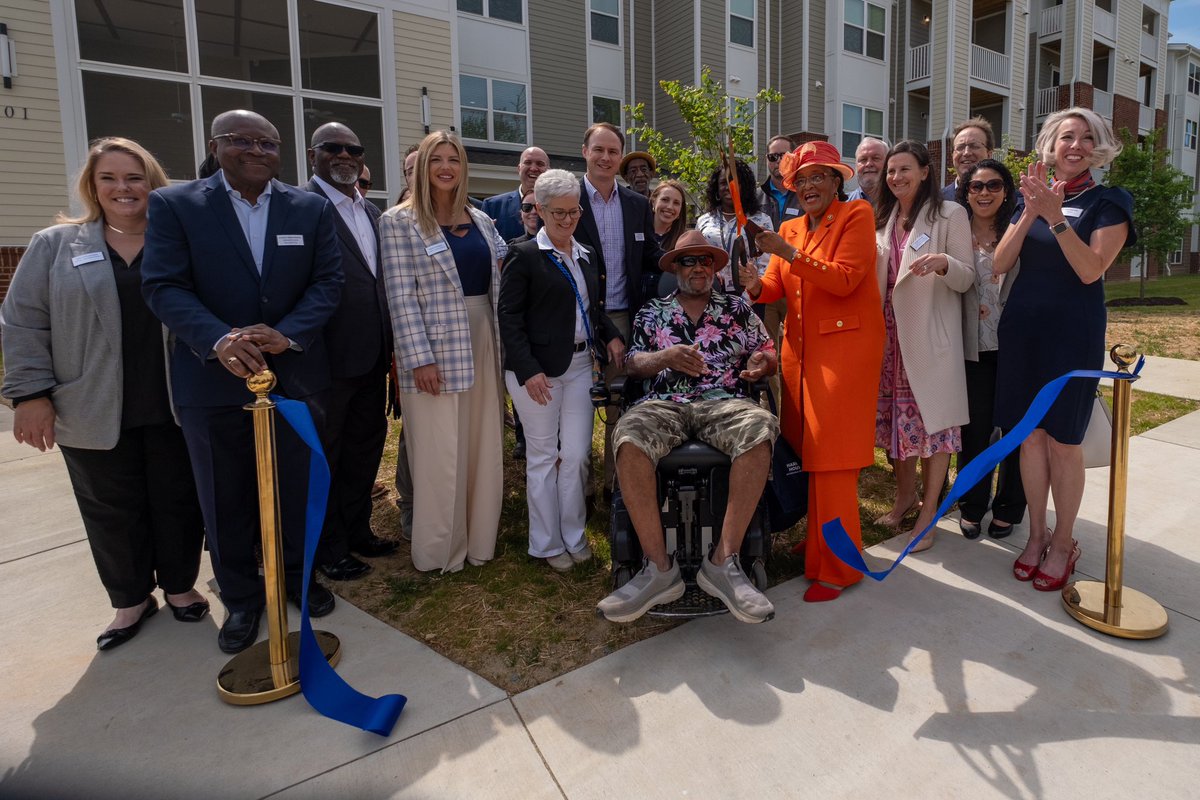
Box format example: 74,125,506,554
3,381,1199,798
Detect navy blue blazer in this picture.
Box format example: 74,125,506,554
481,188,525,242
142,173,343,407
574,182,663,314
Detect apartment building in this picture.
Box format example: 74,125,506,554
1164,42,1200,274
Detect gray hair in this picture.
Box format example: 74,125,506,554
856,136,890,155
533,168,580,206
1036,107,1122,169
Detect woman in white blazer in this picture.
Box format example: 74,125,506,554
380,131,504,573
1,138,208,650
872,140,974,551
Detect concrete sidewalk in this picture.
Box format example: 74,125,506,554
2,401,1198,798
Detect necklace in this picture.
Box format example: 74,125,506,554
106,222,145,236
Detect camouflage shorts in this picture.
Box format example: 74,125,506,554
612,398,779,467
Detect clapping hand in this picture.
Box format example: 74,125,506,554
662,343,705,377
1018,161,1065,223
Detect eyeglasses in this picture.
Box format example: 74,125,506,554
213,133,281,154
792,172,830,189
766,152,786,163
544,206,582,221
314,141,366,157
675,255,715,269
520,202,536,213
357,178,373,190
953,141,987,154
967,179,1006,194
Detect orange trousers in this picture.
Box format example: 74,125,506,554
803,468,865,588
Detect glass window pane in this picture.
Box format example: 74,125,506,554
489,0,523,24
75,0,187,71
461,108,488,140
866,31,884,60
592,0,619,14
845,0,864,27
196,0,291,86
298,0,380,98
460,75,488,109
592,13,620,44
842,131,860,156
730,16,754,47
868,4,886,32
865,108,883,134
81,72,195,180
593,96,621,124
458,0,483,13
731,0,756,18
201,85,298,185
302,99,385,193
493,112,527,144
843,103,862,132
492,81,526,114
843,25,863,55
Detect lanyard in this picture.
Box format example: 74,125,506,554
545,250,594,348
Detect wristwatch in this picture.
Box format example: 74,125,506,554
1050,220,1070,236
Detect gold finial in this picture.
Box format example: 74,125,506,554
1109,344,1138,371
246,369,277,402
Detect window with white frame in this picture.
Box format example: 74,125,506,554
729,0,755,47
592,96,622,125
457,0,522,25
1189,63,1200,96
842,103,884,156
590,0,620,45
1186,120,1198,150
1169,244,1182,265
72,0,386,191
460,75,528,145
844,0,886,61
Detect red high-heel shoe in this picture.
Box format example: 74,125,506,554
1032,541,1081,592
1012,544,1049,581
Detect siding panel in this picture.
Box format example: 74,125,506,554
653,0,696,142
529,0,587,156
394,11,454,152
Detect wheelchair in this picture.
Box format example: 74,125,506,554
606,375,773,619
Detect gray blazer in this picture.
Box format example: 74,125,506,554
0,221,172,449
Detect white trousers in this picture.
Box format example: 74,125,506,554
506,350,595,558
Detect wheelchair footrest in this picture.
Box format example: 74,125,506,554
647,584,729,618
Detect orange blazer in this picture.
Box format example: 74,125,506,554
757,198,885,472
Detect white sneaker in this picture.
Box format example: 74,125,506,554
596,558,685,623
697,554,774,623
546,552,574,571
569,543,593,563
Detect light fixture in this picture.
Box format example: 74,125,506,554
0,22,17,90
923,15,930,25
421,87,431,134
729,75,742,84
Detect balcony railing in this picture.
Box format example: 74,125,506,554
1093,89,1113,119
908,43,931,82
1139,104,1155,133
1036,85,1060,117
970,44,1010,87
1141,30,1158,62
1040,5,1064,37
1093,8,1116,42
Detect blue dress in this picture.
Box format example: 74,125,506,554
995,185,1136,444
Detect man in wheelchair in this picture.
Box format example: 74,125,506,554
597,230,779,624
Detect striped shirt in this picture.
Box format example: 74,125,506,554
584,175,627,310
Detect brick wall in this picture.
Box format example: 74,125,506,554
0,246,25,307
1070,81,1092,111
788,131,829,145
1112,93,1140,137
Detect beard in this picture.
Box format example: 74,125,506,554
329,164,358,186
676,273,714,298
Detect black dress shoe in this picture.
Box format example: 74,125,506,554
218,608,263,654
512,439,526,460
97,597,158,651
350,532,399,558
958,517,982,540
318,554,372,581
988,520,1014,539
164,592,210,623
288,581,335,618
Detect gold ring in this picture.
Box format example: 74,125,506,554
227,357,239,364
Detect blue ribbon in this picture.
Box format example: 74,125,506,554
271,395,407,735
824,358,1145,580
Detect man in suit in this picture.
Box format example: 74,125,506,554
142,109,343,654
304,122,397,582
942,117,994,201
482,145,549,241
572,122,662,493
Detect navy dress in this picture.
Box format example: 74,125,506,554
995,185,1136,444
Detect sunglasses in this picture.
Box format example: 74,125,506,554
357,178,372,189
213,133,281,154
314,141,366,157
520,202,536,212
766,152,786,163
967,179,1006,194
675,255,715,268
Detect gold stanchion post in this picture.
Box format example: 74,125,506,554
218,370,341,704
1062,345,1169,639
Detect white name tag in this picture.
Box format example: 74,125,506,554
785,207,800,216
1062,207,1083,218
71,251,106,267
426,241,448,256
634,232,645,242
277,234,304,246
910,233,931,251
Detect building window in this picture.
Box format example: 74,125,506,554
1189,63,1200,96
1186,120,1199,150
1169,245,1182,265
844,0,886,61
729,0,755,47
460,75,528,145
457,0,522,25
593,96,622,125
842,103,884,156
590,0,619,45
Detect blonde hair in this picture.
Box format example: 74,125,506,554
57,137,170,224
401,130,471,236
1036,107,1122,170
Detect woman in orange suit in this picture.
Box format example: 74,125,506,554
741,141,885,602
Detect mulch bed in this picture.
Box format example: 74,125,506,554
1106,297,1188,307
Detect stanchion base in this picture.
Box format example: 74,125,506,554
217,630,341,705
1062,581,1169,639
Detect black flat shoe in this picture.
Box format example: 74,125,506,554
164,592,210,622
288,581,335,618
988,520,1014,539
97,597,158,651
958,517,982,540
350,533,399,558
318,554,372,581
218,608,263,654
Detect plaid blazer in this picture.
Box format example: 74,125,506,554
381,204,501,394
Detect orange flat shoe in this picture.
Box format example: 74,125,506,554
1032,541,1081,592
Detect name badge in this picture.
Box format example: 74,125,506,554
426,241,448,256
634,232,645,242
71,251,106,267
910,233,931,251
277,234,304,246
1062,207,1083,218
785,207,800,216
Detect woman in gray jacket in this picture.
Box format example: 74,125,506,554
1,137,207,650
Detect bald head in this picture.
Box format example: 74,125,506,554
211,109,278,140
307,122,364,197
518,146,549,192
208,109,281,199
310,122,357,147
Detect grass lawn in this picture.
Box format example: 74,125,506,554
1105,274,1200,360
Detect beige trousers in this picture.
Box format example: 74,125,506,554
762,298,788,411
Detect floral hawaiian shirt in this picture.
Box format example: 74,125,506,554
628,290,775,404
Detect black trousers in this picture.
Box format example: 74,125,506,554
178,402,317,612
957,351,1026,524
59,422,205,609
317,368,388,564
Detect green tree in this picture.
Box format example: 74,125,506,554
626,67,782,215
994,133,1037,180
1105,128,1194,297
